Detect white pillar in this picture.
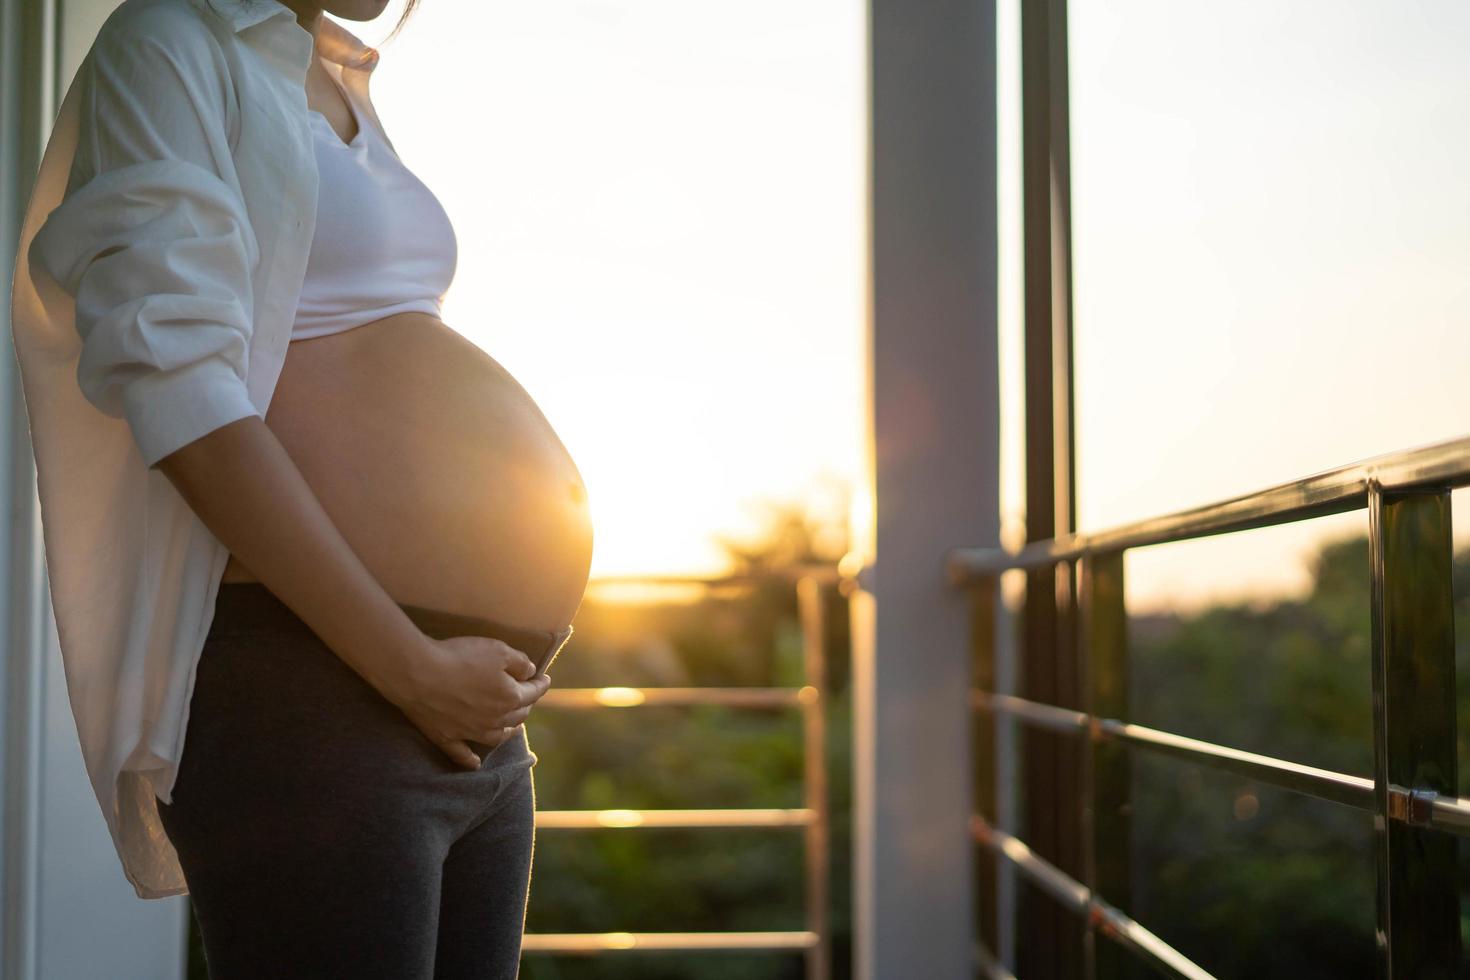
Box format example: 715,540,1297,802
855,0,999,977
1,0,188,975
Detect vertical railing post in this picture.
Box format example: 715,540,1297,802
970,574,1000,964
1020,0,1081,968
797,575,831,980
1367,480,1460,979
1081,549,1131,979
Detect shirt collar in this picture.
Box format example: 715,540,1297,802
188,0,380,72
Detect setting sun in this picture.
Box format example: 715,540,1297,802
368,0,866,583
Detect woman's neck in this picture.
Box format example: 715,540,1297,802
277,1,324,36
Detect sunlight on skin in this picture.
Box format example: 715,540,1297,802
361,0,865,585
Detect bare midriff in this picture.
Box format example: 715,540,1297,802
219,310,593,633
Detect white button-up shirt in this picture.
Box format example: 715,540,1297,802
10,0,387,899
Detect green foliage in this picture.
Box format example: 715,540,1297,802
521,498,855,979
1122,531,1470,977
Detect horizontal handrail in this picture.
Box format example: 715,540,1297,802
971,691,1470,835
586,565,849,587
522,931,820,953
973,942,1019,980
946,433,1470,583
524,570,834,975
1101,718,1375,813
972,691,1088,734
535,808,814,829
538,686,818,708
971,816,1215,980
1429,795,1470,833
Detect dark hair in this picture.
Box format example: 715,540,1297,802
381,0,419,45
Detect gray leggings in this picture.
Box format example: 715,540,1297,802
157,581,570,980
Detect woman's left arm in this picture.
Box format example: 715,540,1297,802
29,3,262,469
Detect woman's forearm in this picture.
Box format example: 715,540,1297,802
154,413,425,695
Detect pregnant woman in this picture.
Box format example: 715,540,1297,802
12,0,592,976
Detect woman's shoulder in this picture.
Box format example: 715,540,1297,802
75,0,258,132
89,0,234,75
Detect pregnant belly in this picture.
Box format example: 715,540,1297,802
220,311,594,632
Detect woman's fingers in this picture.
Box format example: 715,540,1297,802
498,705,534,729
511,672,553,708
477,713,528,742
514,652,543,681
476,725,523,746
442,727,531,772
438,737,482,771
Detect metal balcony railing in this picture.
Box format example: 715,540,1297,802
519,567,842,979
947,434,1470,979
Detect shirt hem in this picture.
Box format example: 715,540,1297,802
290,299,443,341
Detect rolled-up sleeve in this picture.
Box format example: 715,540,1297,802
29,11,262,469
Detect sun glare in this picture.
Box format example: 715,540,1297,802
365,0,866,587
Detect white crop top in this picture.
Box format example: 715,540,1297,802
292,64,458,340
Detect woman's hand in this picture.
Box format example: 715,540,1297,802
379,633,553,770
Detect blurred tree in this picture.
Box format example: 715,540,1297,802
1123,532,1470,978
